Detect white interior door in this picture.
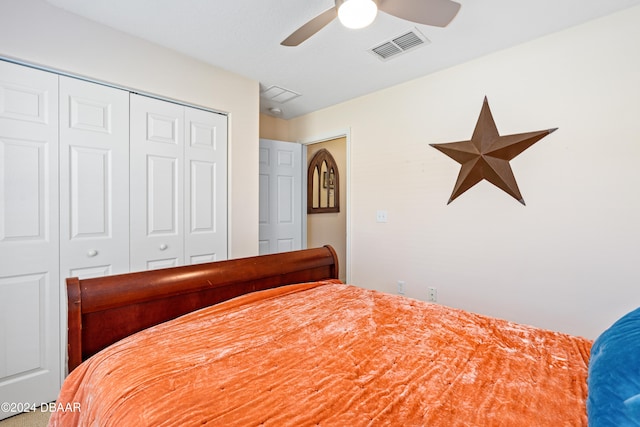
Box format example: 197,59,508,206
184,107,227,264
258,139,302,255
130,94,184,271
59,76,130,280
0,61,60,419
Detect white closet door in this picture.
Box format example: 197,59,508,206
0,61,60,419
59,77,130,280
130,94,184,271
184,107,227,264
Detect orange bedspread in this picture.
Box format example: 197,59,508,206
50,281,591,426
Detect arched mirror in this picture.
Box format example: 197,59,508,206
307,148,339,213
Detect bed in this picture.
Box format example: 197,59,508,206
49,246,637,426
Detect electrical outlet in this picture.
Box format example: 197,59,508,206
397,281,405,295
428,287,437,302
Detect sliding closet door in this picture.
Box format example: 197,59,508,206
130,94,184,271
0,61,60,419
59,77,130,280
184,107,227,263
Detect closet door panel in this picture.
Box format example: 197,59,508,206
0,61,60,419
184,107,227,264
130,94,184,271
59,77,130,280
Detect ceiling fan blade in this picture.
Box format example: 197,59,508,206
378,0,461,28
281,6,338,46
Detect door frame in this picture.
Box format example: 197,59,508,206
299,128,351,284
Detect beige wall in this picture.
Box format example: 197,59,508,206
287,6,640,339
307,138,347,282
0,0,259,258
260,114,291,142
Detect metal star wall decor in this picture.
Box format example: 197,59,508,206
430,97,557,205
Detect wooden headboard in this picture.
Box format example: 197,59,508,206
66,246,339,372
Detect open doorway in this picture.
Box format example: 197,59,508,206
258,133,349,283
305,137,347,283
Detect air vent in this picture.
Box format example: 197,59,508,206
260,85,301,103
369,28,430,61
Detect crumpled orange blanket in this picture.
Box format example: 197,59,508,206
50,281,591,426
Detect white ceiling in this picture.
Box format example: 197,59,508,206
46,0,640,119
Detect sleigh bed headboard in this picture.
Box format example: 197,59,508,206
66,246,339,372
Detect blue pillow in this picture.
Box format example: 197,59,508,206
588,307,640,426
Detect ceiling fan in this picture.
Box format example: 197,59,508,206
281,0,461,46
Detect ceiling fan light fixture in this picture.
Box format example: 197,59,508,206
337,0,378,29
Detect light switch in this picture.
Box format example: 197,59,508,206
376,210,388,223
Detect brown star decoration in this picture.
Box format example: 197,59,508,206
430,97,557,205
